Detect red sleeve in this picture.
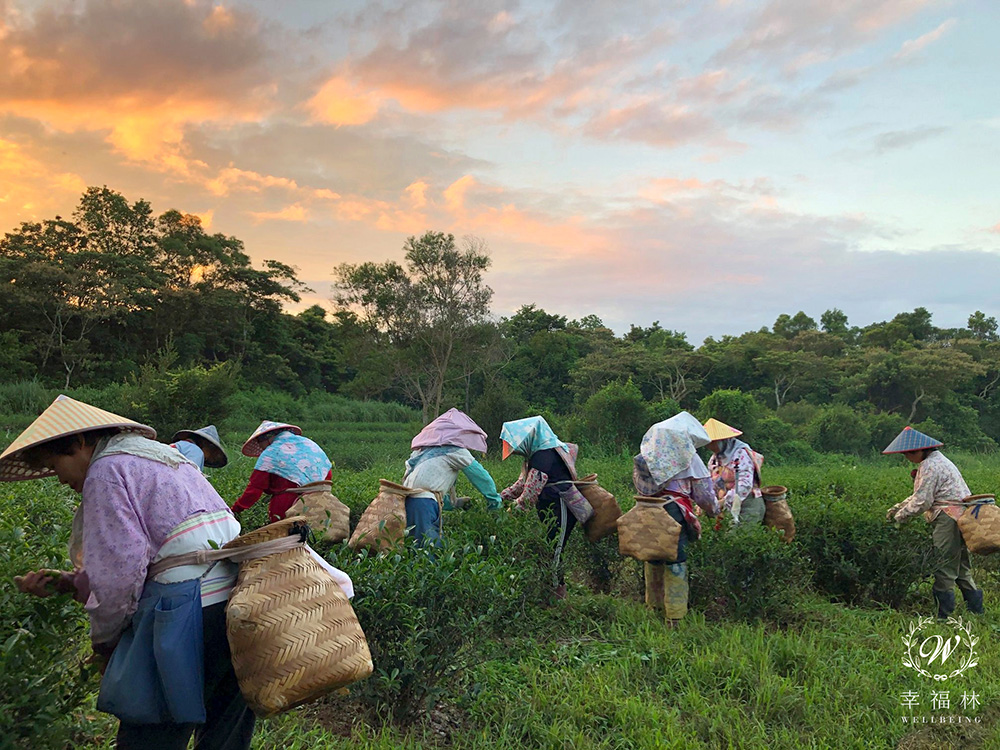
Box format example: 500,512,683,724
232,470,275,512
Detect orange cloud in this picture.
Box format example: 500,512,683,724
639,178,712,201
406,180,429,209
249,203,308,222
306,76,381,126
443,175,478,213
207,167,299,196
0,138,87,224
193,209,214,229
0,1,277,171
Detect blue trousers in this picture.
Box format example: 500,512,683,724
405,495,442,546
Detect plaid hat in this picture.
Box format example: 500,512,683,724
882,426,944,454
0,395,155,481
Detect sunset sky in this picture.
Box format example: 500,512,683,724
1,0,997,342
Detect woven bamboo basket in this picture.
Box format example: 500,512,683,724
224,517,373,717
761,486,795,542
958,495,1000,554
287,486,350,543
348,479,410,553
618,496,682,562
577,473,622,543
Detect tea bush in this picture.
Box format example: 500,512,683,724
794,499,942,608
688,523,813,621
323,510,550,725
0,481,98,749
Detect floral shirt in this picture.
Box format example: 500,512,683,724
80,454,236,646
894,451,971,523
708,447,761,520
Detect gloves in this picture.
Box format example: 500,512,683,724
886,502,905,522
729,494,743,525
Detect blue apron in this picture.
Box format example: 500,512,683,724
97,577,206,724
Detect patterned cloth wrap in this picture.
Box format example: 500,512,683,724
253,430,332,486
411,408,488,453
500,417,592,524
638,412,710,485
500,416,567,457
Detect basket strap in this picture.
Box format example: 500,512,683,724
933,498,996,508
146,534,305,580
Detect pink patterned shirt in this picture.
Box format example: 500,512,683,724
80,454,235,645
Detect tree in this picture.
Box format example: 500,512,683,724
0,189,307,387
968,311,998,342
0,190,165,387
501,304,567,344
773,311,817,339
755,349,823,408
335,232,494,422
820,308,849,337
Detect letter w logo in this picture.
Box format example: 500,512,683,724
919,635,961,665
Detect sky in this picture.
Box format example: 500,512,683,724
0,0,997,343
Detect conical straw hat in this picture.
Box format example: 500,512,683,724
882,426,944,454
171,425,229,468
0,395,155,482
702,418,742,442
242,420,302,457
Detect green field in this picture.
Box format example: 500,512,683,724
2,423,999,749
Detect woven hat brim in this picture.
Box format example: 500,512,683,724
1,423,156,481
241,423,302,457
1,395,156,482
703,418,742,442
171,428,229,468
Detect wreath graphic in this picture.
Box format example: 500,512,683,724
901,616,979,681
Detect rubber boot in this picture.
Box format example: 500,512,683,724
934,590,956,620
962,588,985,615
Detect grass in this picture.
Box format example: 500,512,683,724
2,419,1000,749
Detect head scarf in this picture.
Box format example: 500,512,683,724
638,411,711,485
715,437,753,465
254,430,332,485
633,449,710,496
411,408,488,453
500,416,566,459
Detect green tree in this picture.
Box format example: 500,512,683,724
967,311,998,341
579,379,652,453
335,232,494,422
698,389,760,435
773,311,817,339
820,308,850,337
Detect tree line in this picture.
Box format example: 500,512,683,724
2,187,998,456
